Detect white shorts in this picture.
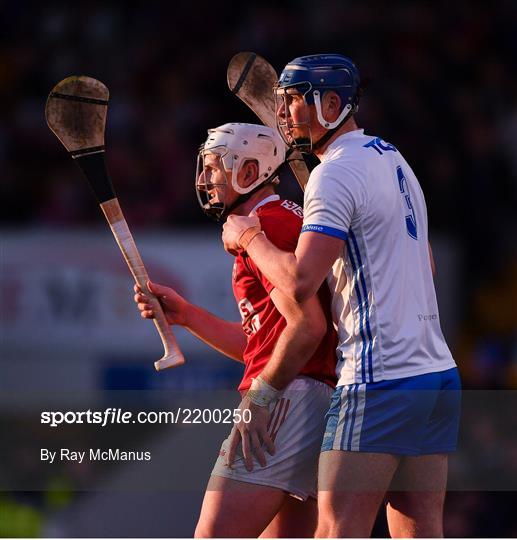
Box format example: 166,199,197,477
211,376,333,500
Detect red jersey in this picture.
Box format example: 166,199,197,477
232,196,338,391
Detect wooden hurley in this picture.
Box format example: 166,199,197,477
45,76,185,371
227,52,311,191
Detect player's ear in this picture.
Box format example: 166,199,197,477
242,160,259,187
323,91,342,122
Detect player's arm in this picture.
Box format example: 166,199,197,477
261,287,327,388
227,286,328,470
223,164,362,303
182,305,246,363
249,230,343,302
223,216,343,302
134,282,246,363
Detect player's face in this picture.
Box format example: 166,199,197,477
275,87,312,147
196,152,260,220
196,153,238,207
197,153,230,204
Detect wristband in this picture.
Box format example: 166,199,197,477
238,226,264,251
247,376,281,407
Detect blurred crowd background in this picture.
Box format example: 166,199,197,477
2,0,516,387
1,0,516,537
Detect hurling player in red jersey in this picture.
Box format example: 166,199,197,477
133,123,337,538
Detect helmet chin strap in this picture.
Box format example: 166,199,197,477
313,90,352,130
311,90,356,152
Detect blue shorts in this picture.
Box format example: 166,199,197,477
321,367,461,456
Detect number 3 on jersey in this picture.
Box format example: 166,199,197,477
397,166,418,240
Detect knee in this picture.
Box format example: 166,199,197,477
387,492,444,538
317,495,378,538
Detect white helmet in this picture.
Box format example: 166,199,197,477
201,122,285,195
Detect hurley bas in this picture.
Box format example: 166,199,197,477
41,448,151,463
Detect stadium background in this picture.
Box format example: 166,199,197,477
1,0,516,537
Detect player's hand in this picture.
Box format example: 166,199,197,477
133,281,189,326
226,394,275,472
222,215,261,255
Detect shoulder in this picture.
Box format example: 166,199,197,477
306,158,366,200
256,200,302,251
256,200,303,222
313,136,375,181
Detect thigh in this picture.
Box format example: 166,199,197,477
317,449,400,538
386,454,448,538
213,377,332,500
389,453,448,492
260,496,317,538
195,475,286,538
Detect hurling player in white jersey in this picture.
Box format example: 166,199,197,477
222,54,461,537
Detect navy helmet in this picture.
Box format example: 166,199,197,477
278,54,361,106
275,54,363,151
277,54,362,135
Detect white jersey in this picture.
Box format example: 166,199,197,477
302,129,456,385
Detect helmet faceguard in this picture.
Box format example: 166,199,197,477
196,123,286,221
195,148,229,221
275,54,361,153
274,84,313,153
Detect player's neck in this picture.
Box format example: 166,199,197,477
313,117,359,159
232,186,276,216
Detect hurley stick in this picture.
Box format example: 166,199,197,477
227,52,310,191
45,76,185,371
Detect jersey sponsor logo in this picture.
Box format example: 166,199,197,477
302,224,324,232
363,137,398,155
418,313,437,322
281,200,304,218
238,297,261,336
302,224,348,240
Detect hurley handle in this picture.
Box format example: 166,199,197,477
100,198,185,371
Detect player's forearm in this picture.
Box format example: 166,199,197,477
183,305,246,362
260,317,326,390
